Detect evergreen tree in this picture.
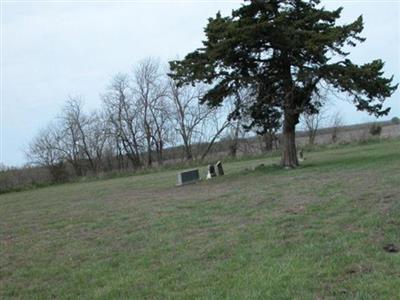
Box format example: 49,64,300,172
169,0,397,167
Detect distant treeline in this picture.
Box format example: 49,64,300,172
1,117,399,194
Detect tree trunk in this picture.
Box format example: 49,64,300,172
71,161,83,176
308,128,316,146
280,111,299,168
147,143,152,167
200,120,230,161
230,120,241,158
156,140,163,166
308,134,315,146
185,149,193,160
264,131,273,152
183,138,193,161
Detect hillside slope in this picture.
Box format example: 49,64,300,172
1,140,400,299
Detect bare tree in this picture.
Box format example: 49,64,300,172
149,96,172,165
300,92,329,146
58,97,96,175
26,124,67,181
199,107,231,161
331,111,344,143
227,89,253,157
103,73,143,169
133,58,167,167
26,98,102,180
86,110,109,172
168,79,212,160
229,121,242,157
301,112,321,146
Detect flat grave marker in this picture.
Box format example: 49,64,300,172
176,169,200,186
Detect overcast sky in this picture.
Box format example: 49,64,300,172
2,0,399,167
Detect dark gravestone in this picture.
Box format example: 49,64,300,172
207,164,217,179
176,169,200,186
216,161,224,176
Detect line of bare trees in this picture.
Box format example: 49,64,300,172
300,90,344,146
26,58,243,182
26,58,354,184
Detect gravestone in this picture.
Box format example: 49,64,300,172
206,164,217,179
176,169,200,186
298,149,304,162
216,161,224,176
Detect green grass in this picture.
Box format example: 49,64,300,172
1,139,400,299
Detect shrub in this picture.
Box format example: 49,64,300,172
369,123,382,136
49,162,69,183
391,117,400,124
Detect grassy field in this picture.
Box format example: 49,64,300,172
1,140,400,299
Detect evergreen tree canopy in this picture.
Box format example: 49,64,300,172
169,0,397,167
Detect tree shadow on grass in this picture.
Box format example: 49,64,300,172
237,163,284,177
301,151,399,171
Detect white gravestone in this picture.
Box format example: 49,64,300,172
206,164,217,179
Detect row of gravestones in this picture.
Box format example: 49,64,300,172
176,150,307,185
176,161,224,186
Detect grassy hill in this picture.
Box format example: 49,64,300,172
1,139,400,299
